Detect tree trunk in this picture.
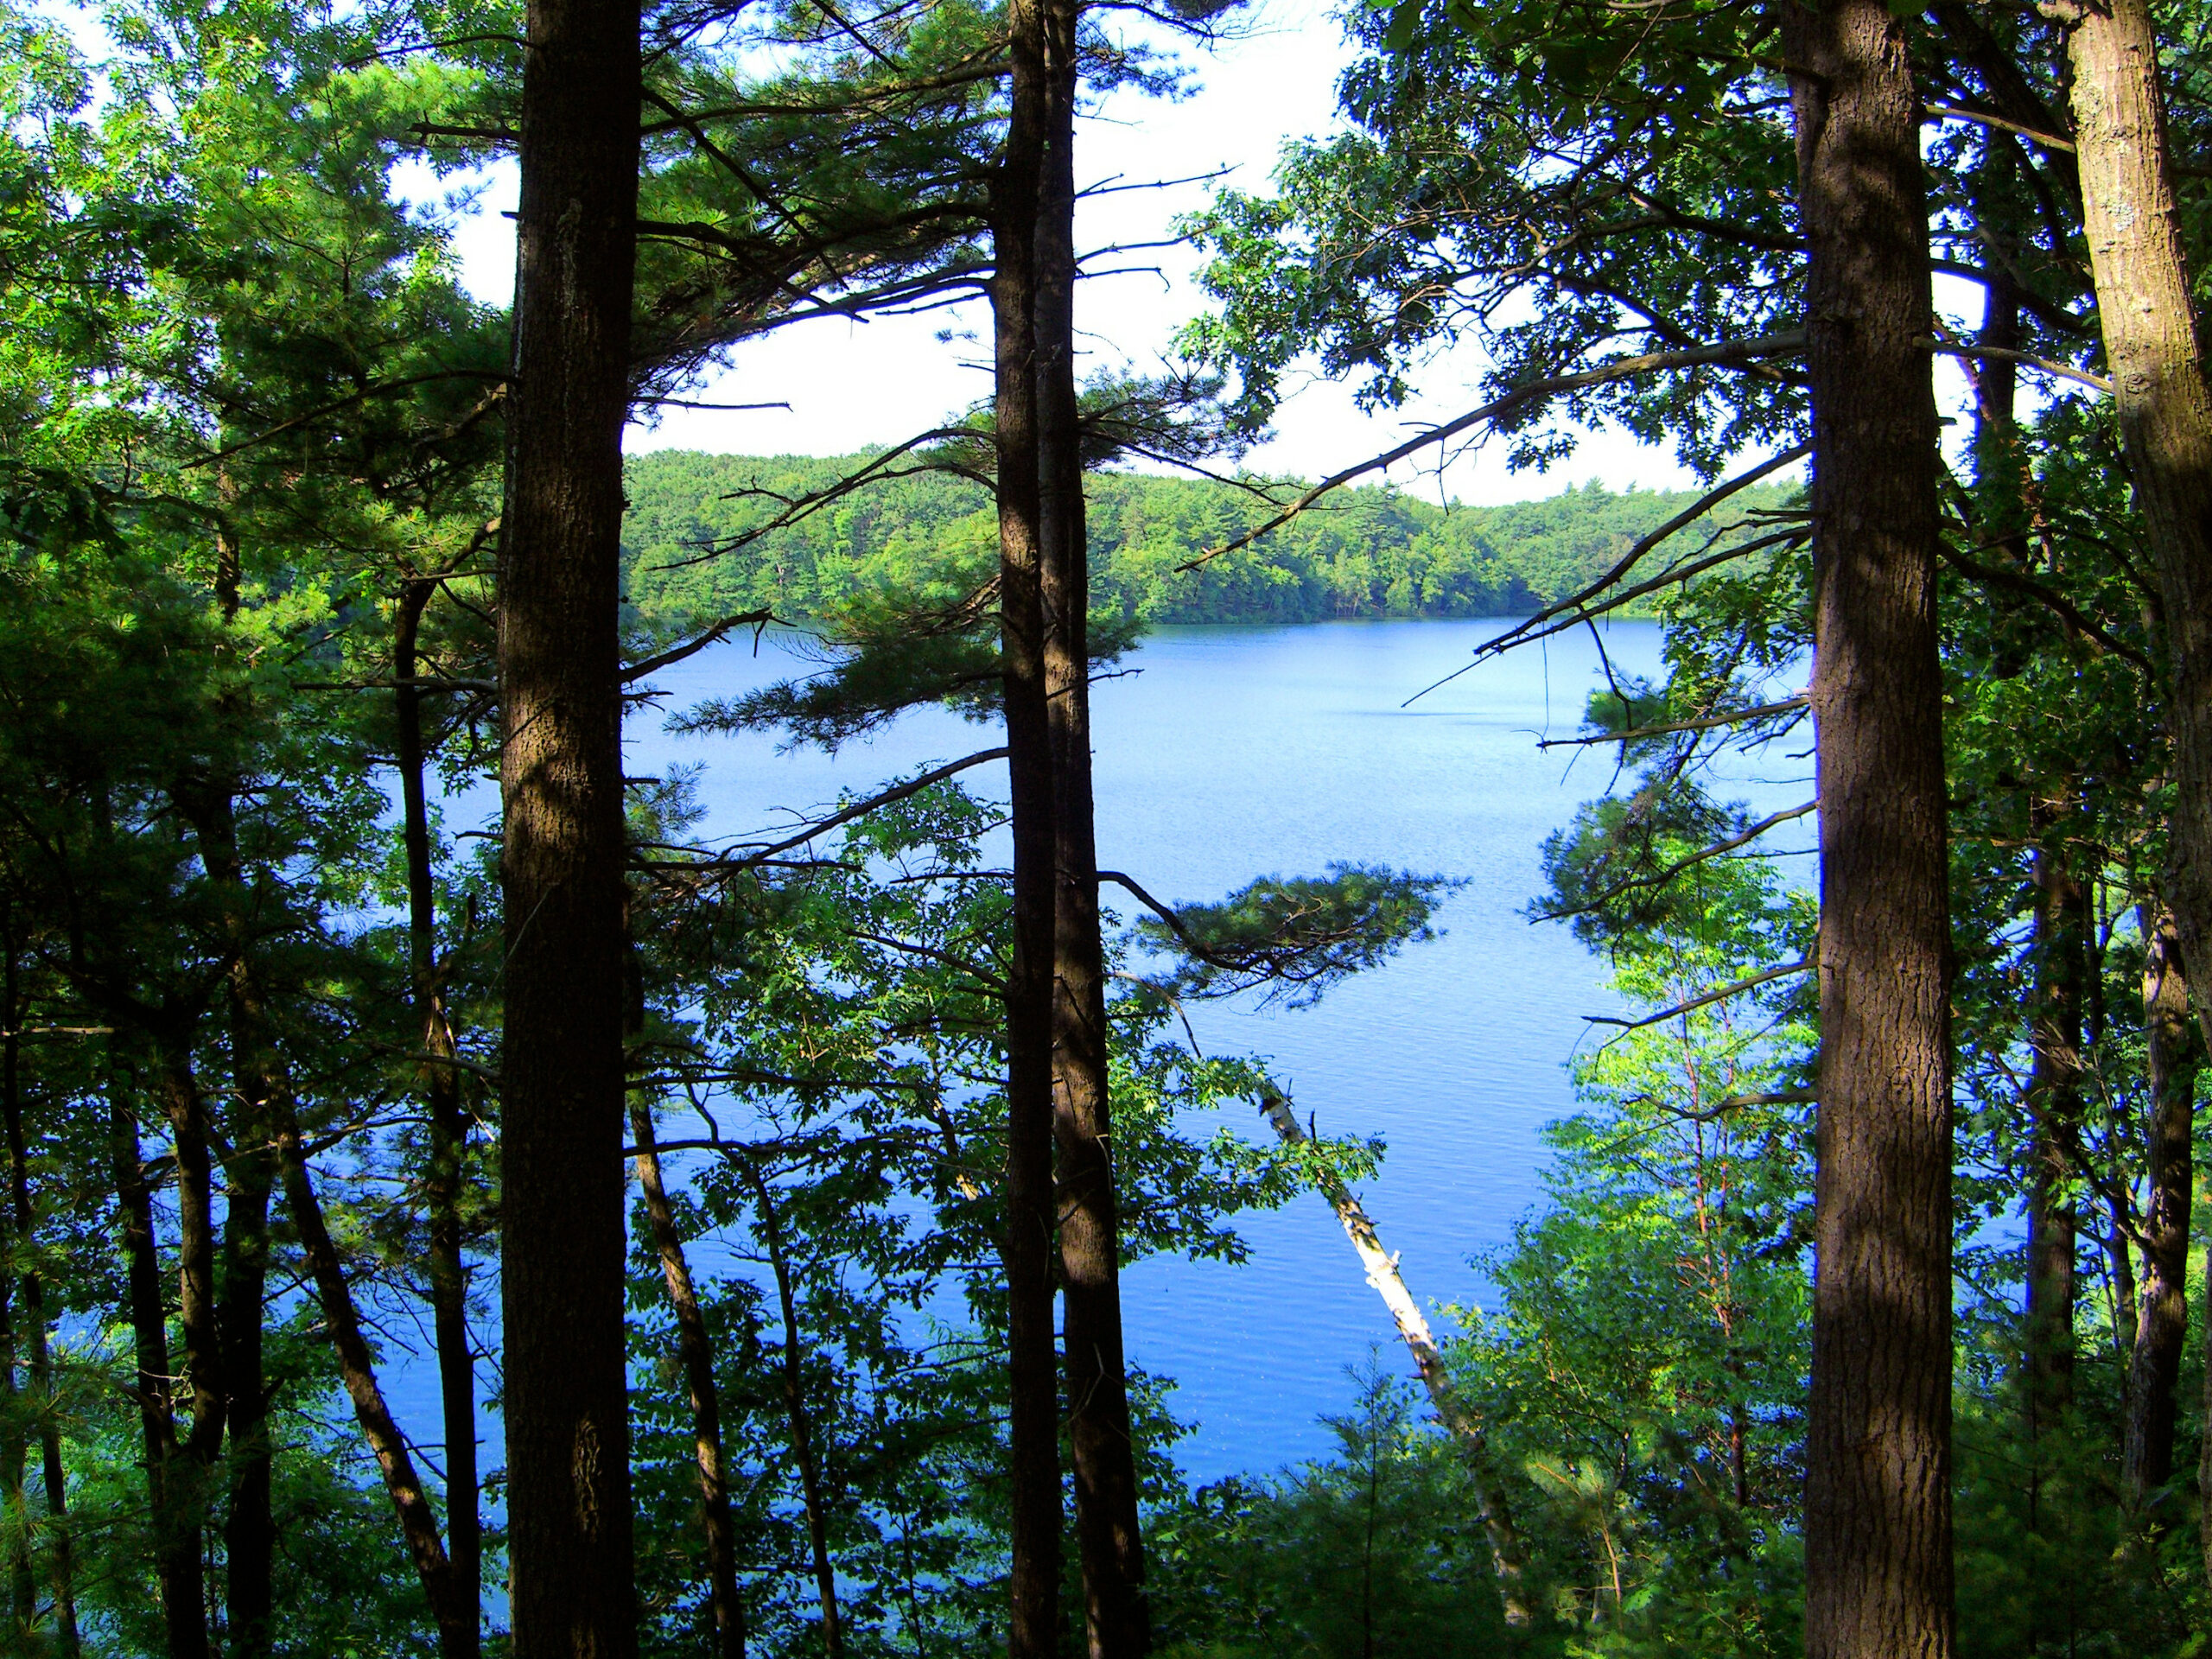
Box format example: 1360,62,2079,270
274,1087,476,1648
499,0,644,1643
1259,1097,1534,1624
990,1,1064,1650
0,1091,29,1639
1780,3,1956,1657
2126,904,2194,1510
216,1080,275,1659
0,943,74,1655
740,1161,842,1659
110,1068,208,1659
396,577,482,1648
631,1104,743,1658
181,785,279,1659
2064,0,2212,1060
2024,815,2085,1430
1033,4,1146,1655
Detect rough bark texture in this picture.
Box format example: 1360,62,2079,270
632,1106,744,1658
110,1071,207,1659
2126,906,2195,1509
397,579,483,1653
2065,0,2212,1052
2024,818,2085,1428
1781,3,1957,1657
1033,3,1146,1652
1261,1098,1533,1624
498,0,644,1645
990,5,1064,1651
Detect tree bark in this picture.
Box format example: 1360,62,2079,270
2126,904,2194,1510
1259,1097,1533,1624
396,577,482,1649
739,1160,842,1659
631,1104,743,1658
1780,4,1956,1658
0,970,30,1637
2024,813,2085,1430
2064,0,2212,1060
1033,4,1146,1655
990,3,1064,1652
180,785,279,1659
498,0,644,1643
274,1088,476,1647
0,942,74,1655
110,1068,208,1659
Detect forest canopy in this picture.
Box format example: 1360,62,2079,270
620,450,1796,624
9,0,2212,1650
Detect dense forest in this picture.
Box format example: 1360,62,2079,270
621,452,1794,624
3,0,2210,1653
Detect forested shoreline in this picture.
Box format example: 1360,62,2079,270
9,0,2212,1652
621,451,1796,625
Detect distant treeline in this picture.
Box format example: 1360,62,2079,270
621,448,1798,626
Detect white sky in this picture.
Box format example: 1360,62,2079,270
410,0,1984,502
414,0,1732,505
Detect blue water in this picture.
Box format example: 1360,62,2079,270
386,617,1812,1483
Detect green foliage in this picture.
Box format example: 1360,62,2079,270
1134,862,1455,1007
1151,1370,1522,1659
620,449,1796,628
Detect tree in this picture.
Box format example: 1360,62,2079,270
497,0,645,1648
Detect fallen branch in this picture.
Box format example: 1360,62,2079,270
1259,1095,1535,1626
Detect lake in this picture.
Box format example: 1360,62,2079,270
609,615,1813,1480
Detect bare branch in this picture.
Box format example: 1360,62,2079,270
1173,333,1807,575
1535,694,1809,750
1583,958,1813,1032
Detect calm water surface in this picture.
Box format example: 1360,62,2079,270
391,618,1809,1483
621,617,1809,1479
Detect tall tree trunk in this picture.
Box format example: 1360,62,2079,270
2024,812,2085,1430
630,1107,742,1656
273,1086,476,1648
1780,4,1956,1658
1033,4,1145,1655
2126,904,2194,1510
396,577,482,1645
499,0,644,1643
2064,0,2212,1057
1260,1098,1534,1624
0,941,30,1636
0,941,76,1654
740,1161,842,1659
0,1132,29,1639
217,1079,275,1659
110,1068,208,1659
144,1027,228,1643
991,2,1064,1651
181,785,279,1659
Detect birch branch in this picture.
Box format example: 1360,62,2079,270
1260,1096,1535,1627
